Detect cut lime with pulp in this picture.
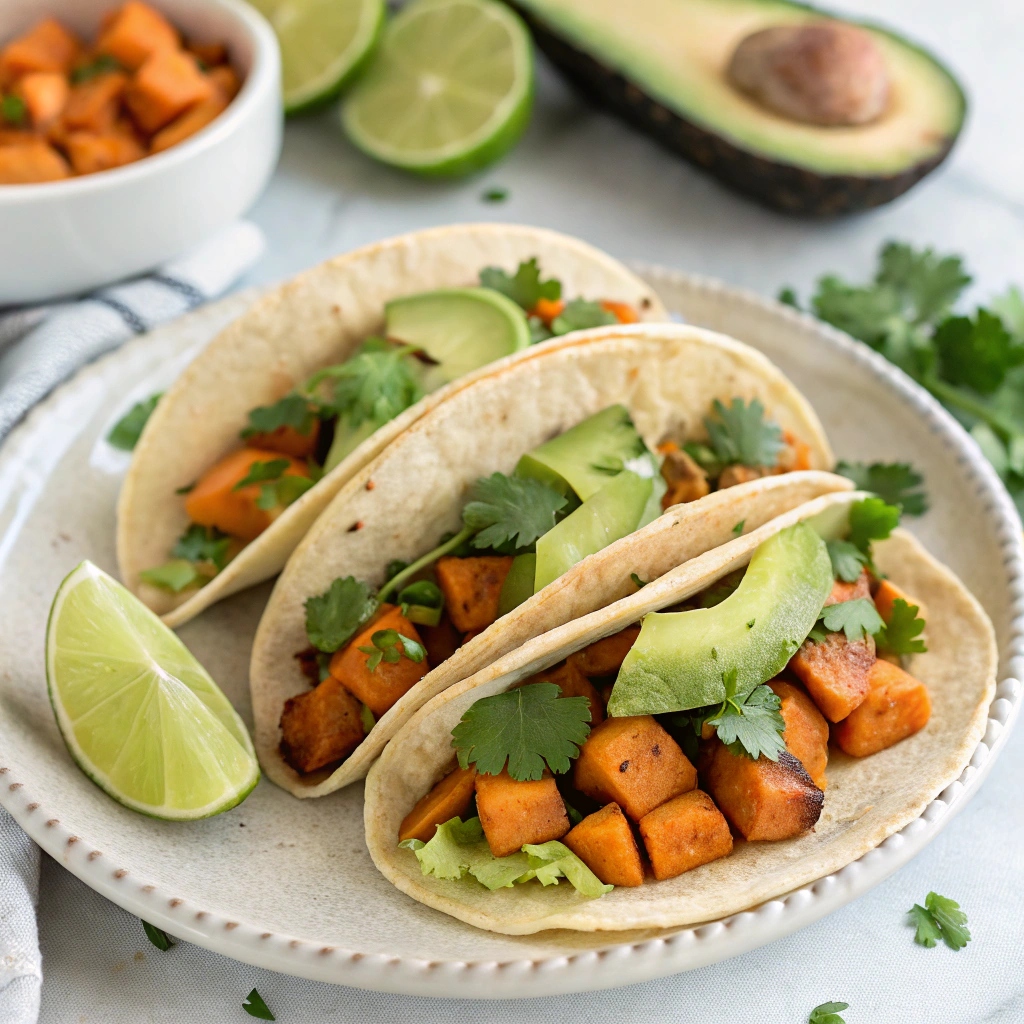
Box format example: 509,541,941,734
340,0,534,176
46,562,259,820
249,0,386,113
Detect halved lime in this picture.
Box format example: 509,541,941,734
386,287,531,381
340,0,534,176
250,0,386,114
46,562,259,820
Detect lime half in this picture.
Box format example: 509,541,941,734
46,562,259,820
341,0,534,176
250,0,386,114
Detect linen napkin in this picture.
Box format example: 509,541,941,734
0,220,266,1024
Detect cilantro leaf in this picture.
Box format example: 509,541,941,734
528,315,554,344
835,461,928,516
452,683,592,781
809,1002,849,1024
462,473,567,552
732,519,745,536
877,598,927,655
991,285,1024,342
242,393,316,439
479,258,561,311
233,458,290,491
704,398,784,468
242,988,275,1021
704,672,787,761
909,892,971,951
141,920,175,951
909,903,942,948
551,299,616,336
1,94,27,126
70,53,122,83
777,286,800,309
817,598,884,643
934,309,1024,395
827,540,867,583
107,393,162,450
171,524,231,569
358,628,426,672
304,576,379,653
847,496,900,555
876,241,971,325
139,559,202,593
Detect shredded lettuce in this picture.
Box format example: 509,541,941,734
521,841,613,897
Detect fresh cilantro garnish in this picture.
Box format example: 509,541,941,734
704,398,784,468
877,598,927,655
479,258,561,311
934,309,1024,395
1,94,26,126
242,393,316,439
172,524,231,569
732,519,745,535
70,53,121,83
452,682,592,781
847,496,900,555
813,598,884,643
551,299,616,336
703,670,787,762
683,441,723,479
462,473,568,553
304,576,379,653
826,539,867,583
242,988,275,1020
256,473,315,510
481,186,509,203
809,1002,849,1024
357,628,426,672
141,920,175,951
139,559,202,593
630,572,647,589
107,393,162,450
777,286,799,309
397,579,444,625
233,458,290,490
909,892,971,951
360,703,376,732
528,315,553,344
835,461,928,516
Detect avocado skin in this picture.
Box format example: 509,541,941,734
512,5,960,218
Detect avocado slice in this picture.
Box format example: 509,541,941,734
509,0,965,216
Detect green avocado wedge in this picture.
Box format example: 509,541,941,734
608,522,833,716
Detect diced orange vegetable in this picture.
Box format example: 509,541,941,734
530,297,564,326
399,765,477,843
150,91,227,152
329,605,429,717
638,789,733,880
435,555,513,633
525,660,604,724
574,716,696,821
700,740,823,841
564,802,645,886
833,660,931,757
658,441,711,508
207,63,240,100
184,447,309,542
768,679,829,789
0,18,81,80
62,71,129,132
824,569,871,607
718,464,771,489
0,128,35,146
569,625,641,677
242,419,319,460
124,48,215,133
65,130,144,174
188,40,228,67
279,674,365,774
789,632,875,722
475,769,569,858
97,1,180,70
0,140,70,183
873,578,924,624
600,300,640,324
776,430,813,472
15,72,68,126
419,613,461,667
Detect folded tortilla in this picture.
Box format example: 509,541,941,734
116,223,668,628
251,321,844,797
364,489,997,934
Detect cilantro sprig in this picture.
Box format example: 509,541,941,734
877,598,927,655
835,461,928,516
462,473,568,552
909,892,971,950
233,458,314,510
107,393,162,451
704,397,784,469
809,598,884,644
551,299,616,335
479,258,561,311
138,525,232,593
242,393,316,439
358,628,426,672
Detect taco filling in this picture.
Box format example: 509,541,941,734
396,499,931,898
137,259,643,595
279,398,814,777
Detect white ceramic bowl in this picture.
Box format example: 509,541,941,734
0,0,281,304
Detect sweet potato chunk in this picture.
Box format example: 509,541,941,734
63,72,128,132
150,91,227,152
207,64,241,100
569,625,641,677
243,420,319,460
435,555,513,633
658,442,710,509
574,716,696,821
789,631,875,722
525,660,604,724
833,660,931,757
0,140,69,183
701,740,823,841
768,679,829,789
718,464,770,489
564,802,644,886
16,72,68,126
419,614,461,667
328,605,429,717
1,18,81,79
280,674,364,773
475,769,569,858
874,578,924,624
97,1,180,70
776,430,813,472
65,130,144,174
188,40,228,67
399,765,477,843
125,48,214,133
824,569,871,607
638,789,733,880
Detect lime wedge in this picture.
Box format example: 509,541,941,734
250,0,386,113
46,562,259,820
340,0,534,176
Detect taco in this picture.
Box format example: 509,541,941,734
116,223,667,628
363,489,996,935
250,321,845,798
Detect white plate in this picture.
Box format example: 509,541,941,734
0,269,1021,998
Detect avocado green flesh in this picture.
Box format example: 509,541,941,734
608,522,833,716
513,0,964,176
535,470,652,592
498,553,537,616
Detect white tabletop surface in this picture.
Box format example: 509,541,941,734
37,1,1024,1020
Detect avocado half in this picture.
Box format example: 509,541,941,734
509,0,966,217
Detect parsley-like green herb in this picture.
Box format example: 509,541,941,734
70,54,122,83
479,258,561,311
242,988,275,1020
777,286,800,309
809,1002,849,1024
528,315,553,344
551,299,616,336
358,628,426,672
934,309,1024,395
732,519,745,536
141,920,175,951
1,94,26,125
397,579,444,625
704,398,784,468
909,892,971,950
815,598,884,643
107,393,162,450
452,683,592,781
703,670,787,761
462,473,568,553
481,186,509,203
242,393,316,439
233,458,290,490
826,539,867,583
172,524,231,569
305,576,379,653
877,598,927,655
847,496,900,555
835,461,928,516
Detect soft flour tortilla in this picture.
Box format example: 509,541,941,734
116,224,667,628
364,490,997,935
251,321,841,798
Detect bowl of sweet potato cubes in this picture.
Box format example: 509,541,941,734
0,0,280,303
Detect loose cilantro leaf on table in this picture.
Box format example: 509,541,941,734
242,988,275,1020
809,1002,849,1024
141,920,175,951
358,628,426,672
933,309,1024,395
877,598,927,655
107,393,162,450
172,524,231,569
909,892,970,950
703,670,787,762
847,496,900,555
242,393,316,438
480,258,561,311
462,473,568,552
835,461,928,516
704,398,784,468
452,682,592,780
551,299,616,335
826,539,867,583
305,576,378,653
813,598,884,644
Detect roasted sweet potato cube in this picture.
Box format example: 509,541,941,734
638,789,733,880
207,63,241,100
63,72,129,132
564,802,644,886
525,660,604,724
399,765,477,843
419,613,461,668
833,660,931,757
188,40,228,67
280,674,364,774
701,740,823,841
718,464,770,489
789,631,875,722
125,49,215,133
65,130,145,174
0,18,81,79
475,769,569,858
0,140,69,183
435,555,513,633
768,679,829,789
329,605,429,717
150,91,227,152
243,420,319,460
574,716,696,821
824,569,871,607
658,442,710,509
776,430,813,472
15,72,68,126
874,578,925,624
97,1,180,70
569,625,641,677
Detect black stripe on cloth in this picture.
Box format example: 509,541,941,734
93,295,147,334
150,273,205,310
